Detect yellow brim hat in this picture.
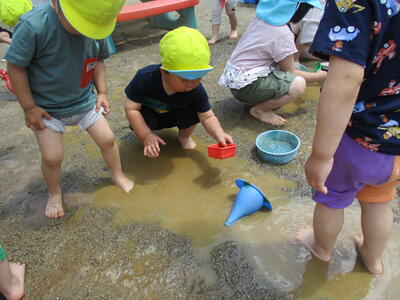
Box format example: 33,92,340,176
168,68,213,80
0,0,32,27
59,0,125,39
160,27,213,78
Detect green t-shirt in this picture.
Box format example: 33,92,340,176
5,3,110,118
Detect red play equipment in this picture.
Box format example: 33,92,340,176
0,69,14,94
208,143,236,159
107,0,200,54
117,0,199,22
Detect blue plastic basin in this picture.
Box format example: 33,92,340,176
256,130,300,164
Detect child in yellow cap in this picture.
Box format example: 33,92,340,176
5,0,134,219
124,26,234,158
0,0,32,44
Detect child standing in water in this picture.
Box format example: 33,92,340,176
0,245,25,300
124,26,233,158
218,0,327,125
298,0,400,275
6,0,133,218
208,0,238,44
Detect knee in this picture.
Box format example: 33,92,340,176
42,153,63,169
289,76,306,98
97,136,116,151
226,8,235,17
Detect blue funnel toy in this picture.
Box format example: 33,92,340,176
224,179,272,227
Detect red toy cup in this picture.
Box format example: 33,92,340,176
207,143,236,159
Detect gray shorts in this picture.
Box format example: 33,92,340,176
42,106,104,133
230,70,297,104
211,0,237,24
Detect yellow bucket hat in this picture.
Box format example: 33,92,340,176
0,0,32,27
59,0,125,39
160,26,213,80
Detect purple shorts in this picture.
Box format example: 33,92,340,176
314,133,395,209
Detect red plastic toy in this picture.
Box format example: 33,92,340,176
0,69,14,94
207,143,236,159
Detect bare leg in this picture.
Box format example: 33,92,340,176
87,116,133,193
354,201,393,275
208,24,220,45
296,203,344,262
34,128,65,218
250,76,306,125
226,7,238,40
0,259,25,300
177,125,197,149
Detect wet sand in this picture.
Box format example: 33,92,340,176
1,1,400,299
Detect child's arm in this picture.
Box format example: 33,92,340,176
305,56,364,194
278,55,327,83
7,61,51,130
198,110,233,147
124,98,166,158
93,59,110,115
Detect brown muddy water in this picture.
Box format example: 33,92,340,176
1,96,400,299
1,0,400,298
89,130,400,300
1,87,400,299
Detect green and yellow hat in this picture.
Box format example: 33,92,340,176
0,0,32,27
160,26,213,80
59,0,125,39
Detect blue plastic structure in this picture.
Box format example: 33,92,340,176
224,179,272,227
150,7,197,30
256,130,300,164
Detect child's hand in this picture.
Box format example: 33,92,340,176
0,31,11,44
216,133,234,147
304,154,333,195
24,105,51,131
96,93,110,115
316,70,328,82
143,133,166,158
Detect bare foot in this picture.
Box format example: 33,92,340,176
208,37,218,45
177,136,197,149
354,234,383,275
4,262,25,300
250,107,286,125
45,192,64,219
113,174,134,193
296,226,331,262
229,30,238,40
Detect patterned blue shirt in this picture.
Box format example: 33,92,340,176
311,0,400,154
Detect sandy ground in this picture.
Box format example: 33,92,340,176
0,1,399,299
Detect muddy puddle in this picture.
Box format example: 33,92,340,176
88,129,400,299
